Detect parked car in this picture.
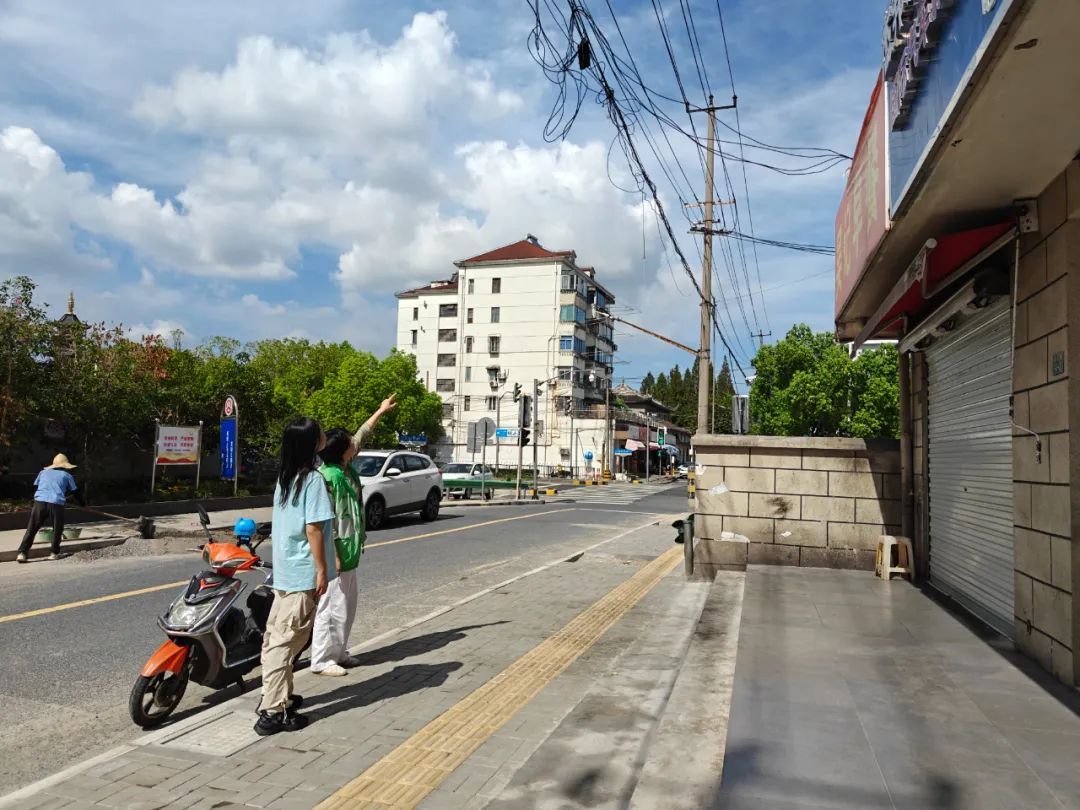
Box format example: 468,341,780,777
440,462,495,500
353,450,443,530
676,464,689,479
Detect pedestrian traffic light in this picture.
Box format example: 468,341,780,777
513,382,522,402
519,427,531,446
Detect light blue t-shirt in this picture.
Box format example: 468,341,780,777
34,468,76,505
271,473,337,593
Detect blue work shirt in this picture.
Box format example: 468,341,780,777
34,468,77,506
271,472,336,593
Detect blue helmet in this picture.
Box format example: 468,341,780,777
234,517,257,540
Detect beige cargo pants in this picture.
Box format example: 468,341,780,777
259,589,317,713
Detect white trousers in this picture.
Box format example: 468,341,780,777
310,568,358,672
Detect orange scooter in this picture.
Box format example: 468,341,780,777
129,505,276,728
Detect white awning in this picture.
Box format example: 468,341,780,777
624,439,645,451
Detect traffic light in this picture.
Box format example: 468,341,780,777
519,395,532,427
513,382,522,402
519,427,531,446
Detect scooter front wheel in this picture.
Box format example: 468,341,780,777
129,667,190,728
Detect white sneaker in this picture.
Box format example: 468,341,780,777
313,663,347,677
15,553,27,563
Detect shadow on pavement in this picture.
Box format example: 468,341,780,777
305,661,464,719
350,621,510,667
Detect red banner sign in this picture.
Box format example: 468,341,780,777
835,75,890,320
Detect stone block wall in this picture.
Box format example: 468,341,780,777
691,435,901,571
1013,160,1077,685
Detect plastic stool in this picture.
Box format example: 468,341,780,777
876,535,913,581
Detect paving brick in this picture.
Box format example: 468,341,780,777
1018,239,1047,302
721,466,775,493
748,448,802,469
748,493,799,520
722,515,773,543
1031,483,1070,536
801,450,867,472
1032,580,1072,647
855,497,901,526
802,496,855,523
827,471,880,499
827,522,885,551
1015,528,1052,583
1016,338,1050,392
748,543,799,566
1015,571,1034,623
1015,434,1050,483
775,469,828,496
773,519,826,548
1028,279,1067,340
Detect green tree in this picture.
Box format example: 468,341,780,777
44,323,171,493
305,350,444,447
640,371,655,394
0,277,51,470
711,357,736,434
749,324,898,438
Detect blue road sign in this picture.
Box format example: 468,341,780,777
496,427,520,439
584,450,593,461
220,417,237,480
398,433,427,444
614,448,633,457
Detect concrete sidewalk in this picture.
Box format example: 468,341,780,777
716,566,1080,810
1,515,743,810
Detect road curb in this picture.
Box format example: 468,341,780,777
440,499,547,508
0,535,128,563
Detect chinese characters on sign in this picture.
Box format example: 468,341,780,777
156,426,201,465
883,0,957,130
835,76,889,320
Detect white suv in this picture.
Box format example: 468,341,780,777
352,450,443,530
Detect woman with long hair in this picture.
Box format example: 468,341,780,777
310,394,397,676
255,416,335,736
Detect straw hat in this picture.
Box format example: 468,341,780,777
48,453,77,470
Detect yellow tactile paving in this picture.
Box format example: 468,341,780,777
316,545,683,809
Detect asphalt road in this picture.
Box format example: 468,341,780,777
0,485,685,795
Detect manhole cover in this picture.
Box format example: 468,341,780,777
157,711,261,757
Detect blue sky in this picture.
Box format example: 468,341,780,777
0,0,884,389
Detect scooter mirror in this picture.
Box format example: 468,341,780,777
195,503,211,526
256,522,271,537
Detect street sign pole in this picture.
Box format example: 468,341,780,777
532,379,540,500
515,401,524,501
480,421,489,499
150,419,160,498
195,420,203,491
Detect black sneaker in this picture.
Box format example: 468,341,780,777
254,708,309,736
255,710,284,736
254,695,302,715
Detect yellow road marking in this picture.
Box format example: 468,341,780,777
317,545,683,809
0,581,189,625
0,509,571,624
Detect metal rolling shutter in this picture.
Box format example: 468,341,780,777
926,298,1014,637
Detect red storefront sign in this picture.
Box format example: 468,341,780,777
835,75,890,320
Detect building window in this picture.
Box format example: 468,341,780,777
491,277,501,294
412,307,419,321
487,366,500,383
438,328,457,342
410,330,417,347
465,336,474,353
556,366,572,380
463,396,471,411
468,278,475,294
561,272,576,292
560,304,585,323
559,336,585,354
486,395,497,411
491,306,500,323
436,378,455,393
437,353,456,367
441,402,453,418
488,336,500,356
467,308,474,324
465,366,472,382
439,303,458,318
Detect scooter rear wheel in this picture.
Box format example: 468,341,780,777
129,667,190,728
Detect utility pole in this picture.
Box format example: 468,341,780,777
751,331,772,348
688,94,736,436
532,379,541,499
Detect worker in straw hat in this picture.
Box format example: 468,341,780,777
16,454,84,563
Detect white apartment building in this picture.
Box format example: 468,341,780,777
395,236,616,474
